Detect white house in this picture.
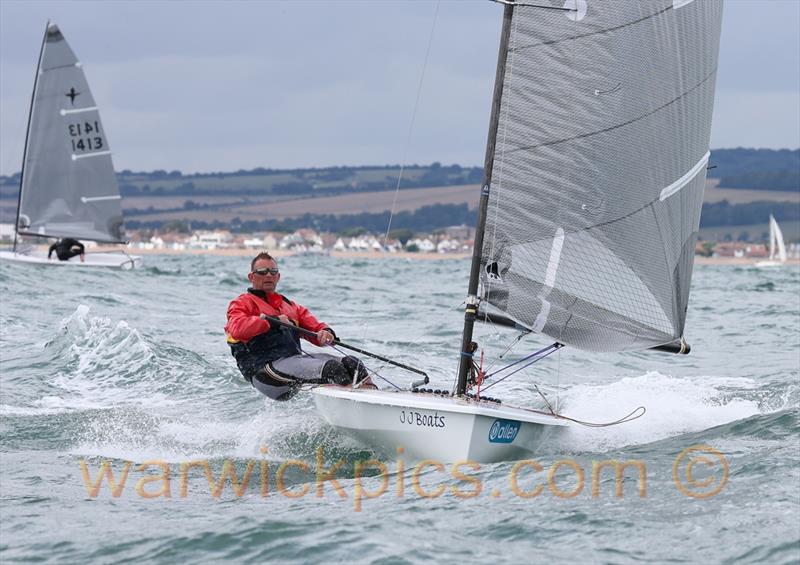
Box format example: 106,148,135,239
437,239,460,253
0,223,14,242
190,230,232,249
408,238,436,252
348,237,370,251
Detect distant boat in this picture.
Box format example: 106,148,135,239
0,22,141,269
755,215,788,267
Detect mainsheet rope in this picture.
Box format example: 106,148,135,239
358,0,440,359
298,343,402,391
474,339,646,427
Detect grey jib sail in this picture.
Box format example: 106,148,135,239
16,22,125,243
479,0,723,352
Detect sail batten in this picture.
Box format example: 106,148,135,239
659,151,710,201
61,106,98,115
72,151,113,161
478,0,723,353
16,22,126,244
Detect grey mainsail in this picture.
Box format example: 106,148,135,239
477,0,723,353
16,22,125,243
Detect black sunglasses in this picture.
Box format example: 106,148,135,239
252,267,279,276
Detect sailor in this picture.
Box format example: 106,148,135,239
47,238,85,262
225,251,369,400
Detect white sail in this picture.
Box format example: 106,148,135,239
769,215,787,262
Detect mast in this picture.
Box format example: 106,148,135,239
13,21,50,252
455,2,515,396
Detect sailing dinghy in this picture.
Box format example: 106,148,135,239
755,215,788,267
0,22,141,270
313,0,724,462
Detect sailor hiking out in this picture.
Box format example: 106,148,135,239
48,238,85,262
225,252,369,400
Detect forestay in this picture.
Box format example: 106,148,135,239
479,0,724,352
17,23,125,243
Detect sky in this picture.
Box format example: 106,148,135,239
0,0,798,175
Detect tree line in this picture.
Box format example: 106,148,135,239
126,203,476,233
124,199,798,236
707,148,799,191
4,148,796,197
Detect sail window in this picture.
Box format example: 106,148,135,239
486,261,505,281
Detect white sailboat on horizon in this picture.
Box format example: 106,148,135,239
755,214,788,267
0,21,141,269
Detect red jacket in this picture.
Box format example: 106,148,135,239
225,289,333,382
225,289,329,346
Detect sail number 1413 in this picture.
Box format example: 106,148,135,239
68,121,105,152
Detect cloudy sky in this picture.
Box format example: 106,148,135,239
1,0,798,175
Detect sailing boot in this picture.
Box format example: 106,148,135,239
321,359,351,386
342,355,369,383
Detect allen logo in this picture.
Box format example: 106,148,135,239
488,419,520,443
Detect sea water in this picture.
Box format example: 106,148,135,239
0,254,798,563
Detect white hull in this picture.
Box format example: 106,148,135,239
754,260,786,268
0,249,141,269
312,386,569,463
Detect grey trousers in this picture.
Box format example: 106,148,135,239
252,353,362,401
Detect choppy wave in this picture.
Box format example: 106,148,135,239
1,255,798,563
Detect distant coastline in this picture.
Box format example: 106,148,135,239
3,150,797,238
6,243,798,266
121,247,471,261
65,245,800,266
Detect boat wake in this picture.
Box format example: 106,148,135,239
6,306,795,465
552,371,795,453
